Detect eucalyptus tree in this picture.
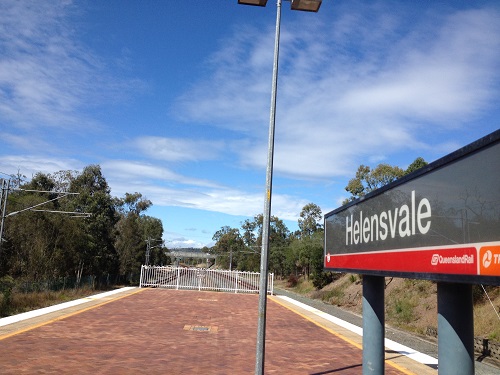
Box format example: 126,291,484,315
241,218,257,248
1,165,169,286
3,174,53,279
212,226,244,270
243,214,291,277
69,165,119,279
290,203,326,282
115,212,144,278
114,192,161,277
298,203,323,238
116,192,152,215
1,172,81,280
343,157,428,204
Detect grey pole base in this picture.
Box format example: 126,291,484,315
437,282,474,375
362,275,385,375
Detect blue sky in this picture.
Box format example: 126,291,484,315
1,1,499,248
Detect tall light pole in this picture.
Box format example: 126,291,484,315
237,1,322,374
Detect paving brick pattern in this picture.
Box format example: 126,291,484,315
0,289,408,374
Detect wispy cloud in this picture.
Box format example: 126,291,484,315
177,4,500,180
101,158,307,221
0,0,143,132
164,232,208,249
0,155,83,179
133,136,224,162
101,160,222,189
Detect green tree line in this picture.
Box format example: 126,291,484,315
209,157,428,288
1,157,427,291
0,165,168,285
209,203,332,288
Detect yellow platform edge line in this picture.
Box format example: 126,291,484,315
269,295,416,375
0,287,146,341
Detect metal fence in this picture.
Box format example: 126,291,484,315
139,266,274,295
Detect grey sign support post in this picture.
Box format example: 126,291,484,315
362,275,385,375
438,282,474,375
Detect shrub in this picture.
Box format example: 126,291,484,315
472,285,485,303
0,276,15,316
389,298,416,324
287,274,298,287
322,288,345,304
311,271,335,289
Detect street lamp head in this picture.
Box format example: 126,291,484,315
238,0,322,12
238,0,268,6
291,0,322,12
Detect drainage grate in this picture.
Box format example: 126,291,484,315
193,326,209,331
183,325,218,333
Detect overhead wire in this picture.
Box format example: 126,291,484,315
481,284,500,322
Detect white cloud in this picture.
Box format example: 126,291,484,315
0,132,55,153
0,0,143,131
101,158,308,221
0,154,307,222
133,136,224,162
0,155,82,179
177,4,500,180
174,26,272,133
164,232,207,249
101,160,222,189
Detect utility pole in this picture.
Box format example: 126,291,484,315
0,179,11,253
145,238,151,266
145,238,163,266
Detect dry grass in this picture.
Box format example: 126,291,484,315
474,286,500,340
294,278,315,294
282,274,500,342
384,279,437,335
4,287,98,317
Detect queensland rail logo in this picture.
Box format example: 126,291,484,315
431,253,474,266
482,250,493,268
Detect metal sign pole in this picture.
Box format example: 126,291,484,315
438,282,474,375
362,275,385,375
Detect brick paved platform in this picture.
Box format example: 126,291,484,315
0,288,431,374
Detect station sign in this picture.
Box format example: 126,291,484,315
324,130,500,285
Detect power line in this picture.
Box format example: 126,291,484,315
0,180,90,253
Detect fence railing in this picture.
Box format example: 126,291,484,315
139,266,274,295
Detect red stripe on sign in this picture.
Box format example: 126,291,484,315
325,247,478,275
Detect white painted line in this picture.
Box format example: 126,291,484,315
278,296,363,335
276,295,439,367
384,337,438,365
0,287,136,327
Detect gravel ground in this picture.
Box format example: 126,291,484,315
274,287,500,375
